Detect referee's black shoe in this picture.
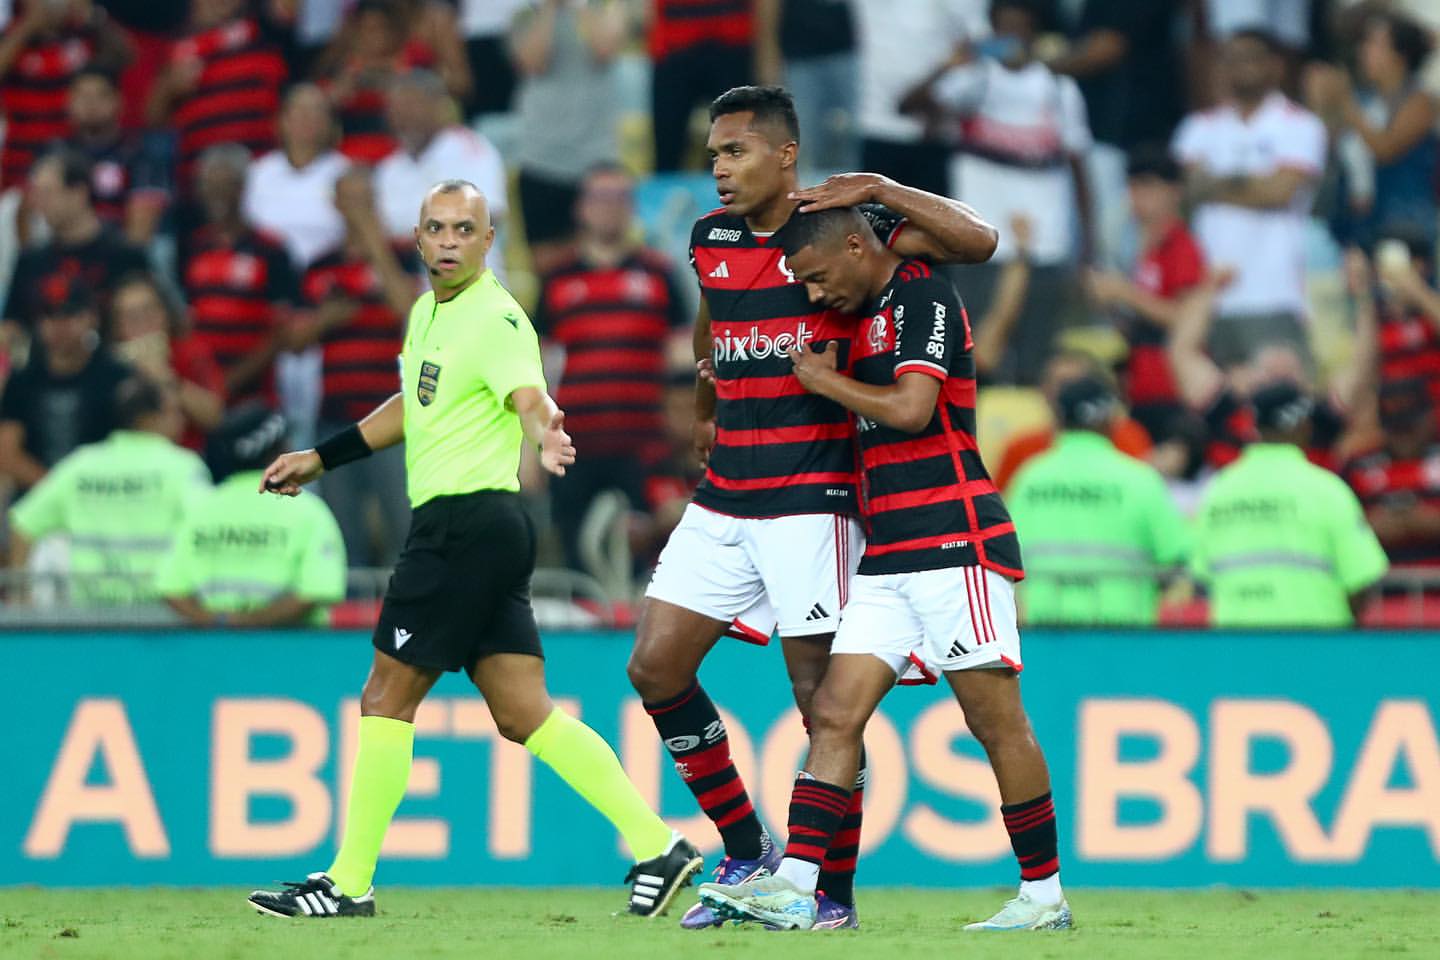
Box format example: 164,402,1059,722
249,872,375,918
626,833,705,917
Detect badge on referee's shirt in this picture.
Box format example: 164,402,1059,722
418,361,442,406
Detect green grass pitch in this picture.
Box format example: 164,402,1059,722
3,888,1438,959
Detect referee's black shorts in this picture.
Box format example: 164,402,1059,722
373,490,542,672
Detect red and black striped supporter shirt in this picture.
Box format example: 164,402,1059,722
181,226,296,403
1378,304,1440,413
536,249,687,460
691,205,904,517
302,247,411,423
851,260,1022,578
170,18,287,187
650,0,753,59
1343,444,1440,566
0,28,95,189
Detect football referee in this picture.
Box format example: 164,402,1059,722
247,180,701,920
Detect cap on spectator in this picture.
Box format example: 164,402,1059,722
1126,144,1182,183
1250,380,1314,432
1057,375,1118,431
37,273,96,318
207,404,290,478
1378,377,1433,429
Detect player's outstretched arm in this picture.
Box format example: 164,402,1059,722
787,343,942,434
260,393,405,496
511,386,577,477
790,172,998,265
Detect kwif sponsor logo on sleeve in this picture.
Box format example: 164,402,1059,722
713,321,816,363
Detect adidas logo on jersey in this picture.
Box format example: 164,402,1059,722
708,261,730,279
804,603,830,622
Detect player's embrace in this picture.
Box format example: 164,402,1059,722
698,208,1070,931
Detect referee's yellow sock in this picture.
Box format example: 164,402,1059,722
525,707,673,862
328,715,414,896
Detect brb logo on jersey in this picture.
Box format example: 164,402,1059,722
713,321,815,363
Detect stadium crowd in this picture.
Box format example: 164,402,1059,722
0,0,1437,627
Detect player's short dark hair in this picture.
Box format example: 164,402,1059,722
115,377,168,429
34,146,94,201
1126,144,1181,183
709,85,800,144
1367,11,1433,74
775,207,869,258
1229,26,1287,56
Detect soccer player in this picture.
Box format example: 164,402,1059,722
697,207,1069,931
247,180,702,919
630,85,997,929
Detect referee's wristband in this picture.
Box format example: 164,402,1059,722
315,423,373,471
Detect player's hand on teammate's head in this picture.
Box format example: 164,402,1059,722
790,172,893,213
259,450,323,497
540,409,576,476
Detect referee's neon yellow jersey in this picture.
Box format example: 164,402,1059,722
1191,443,1389,628
401,270,547,507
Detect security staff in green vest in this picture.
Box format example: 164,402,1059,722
156,406,346,627
8,377,210,604
1192,381,1389,628
1008,375,1190,625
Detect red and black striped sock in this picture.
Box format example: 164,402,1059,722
816,751,866,906
784,775,852,868
644,681,765,860
1001,791,1059,882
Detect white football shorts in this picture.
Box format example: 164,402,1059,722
645,503,863,641
831,565,1022,683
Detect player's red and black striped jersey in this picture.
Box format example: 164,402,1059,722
536,249,686,460
0,28,96,189
851,259,1022,578
650,0,752,59
170,18,287,187
1378,303,1440,412
302,247,412,423
1343,443,1440,566
181,226,297,404
690,205,904,518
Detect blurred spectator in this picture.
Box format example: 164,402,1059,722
389,0,471,103
1086,149,1205,443
147,0,289,190
992,350,1153,492
510,0,626,275
374,69,507,276
7,376,210,605
1191,379,1387,628
1369,232,1440,410
0,277,132,489
322,0,430,165
1206,0,1313,53
1172,29,1326,368
3,147,147,337
755,0,857,178
300,168,414,567
1309,10,1437,249
855,0,987,197
59,67,168,247
631,367,704,570
1007,375,1189,626
1168,269,1375,473
1048,0,1185,267
109,271,225,451
316,0,469,102
460,0,526,118
1344,377,1440,567
648,0,753,172
0,0,129,192
534,163,690,572
157,405,346,627
181,143,298,407
904,0,1093,383
243,83,349,270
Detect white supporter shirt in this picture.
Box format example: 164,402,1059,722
854,0,988,143
1172,92,1326,317
375,126,508,275
934,59,1092,264
242,150,350,270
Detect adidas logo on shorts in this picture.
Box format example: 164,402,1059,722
804,603,830,622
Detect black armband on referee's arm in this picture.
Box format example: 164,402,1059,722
315,423,373,471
